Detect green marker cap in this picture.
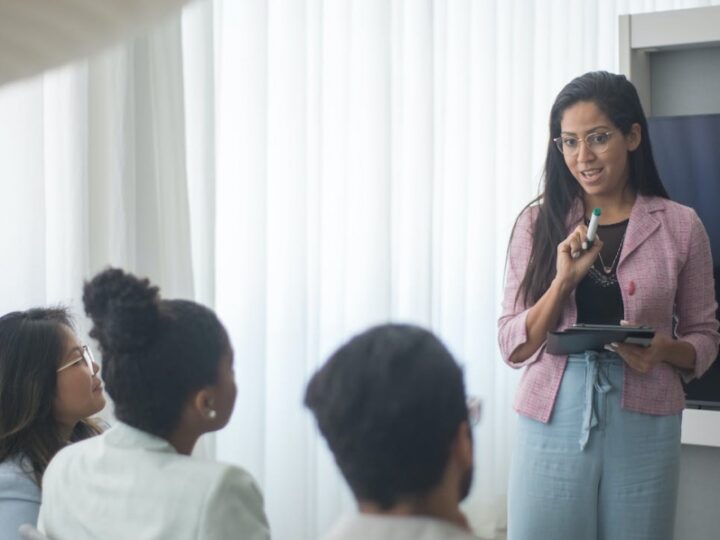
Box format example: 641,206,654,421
592,208,601,216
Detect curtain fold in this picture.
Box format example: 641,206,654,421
210,2,720,538
0,13,193,315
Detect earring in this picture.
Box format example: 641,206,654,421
208,409,217,420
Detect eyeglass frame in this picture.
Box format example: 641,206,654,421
552,130,616,156
57,345,96,374
466,395,482,427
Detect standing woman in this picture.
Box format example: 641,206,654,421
38,268,270,540
498,71,720,540
0,308,105,538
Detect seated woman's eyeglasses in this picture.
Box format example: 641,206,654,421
57,345,95,373
553,130,615,156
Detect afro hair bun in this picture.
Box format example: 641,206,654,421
83,268,160,354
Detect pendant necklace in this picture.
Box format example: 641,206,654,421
597,232,626,274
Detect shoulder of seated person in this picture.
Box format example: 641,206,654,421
175,460,263,500
0,456,35,478
179,457,256,482
0,457,40,500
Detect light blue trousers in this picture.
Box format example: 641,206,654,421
508,352,681,540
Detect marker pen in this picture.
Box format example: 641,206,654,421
583,208,601,250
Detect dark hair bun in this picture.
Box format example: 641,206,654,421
83,268,160,353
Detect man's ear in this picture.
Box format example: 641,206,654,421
453,421,473,469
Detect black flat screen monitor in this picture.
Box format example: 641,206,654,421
648,113,720,409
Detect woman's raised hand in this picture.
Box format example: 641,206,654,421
555,224,604,290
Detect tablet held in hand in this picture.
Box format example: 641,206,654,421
546,324,655,355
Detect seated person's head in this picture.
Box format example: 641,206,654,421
0,308,105,482
305,324,474,517
83,268,236,451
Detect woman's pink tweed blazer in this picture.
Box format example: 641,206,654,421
498,194,720,423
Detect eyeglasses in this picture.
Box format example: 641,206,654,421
467,396,482,427
553,130,615,156
57,345,96,374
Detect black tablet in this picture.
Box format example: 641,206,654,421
546,324,655,355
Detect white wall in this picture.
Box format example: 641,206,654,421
675,445,720,539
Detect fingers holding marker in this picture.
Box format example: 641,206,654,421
573,208,602,258
569,227,587,259
582,208,601,250
572,233,603,259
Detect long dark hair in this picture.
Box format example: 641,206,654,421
0,308,100,485
514,71,669,306
82,268,228,438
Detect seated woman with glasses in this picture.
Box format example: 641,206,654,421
37,268,270,540
0,308,105,539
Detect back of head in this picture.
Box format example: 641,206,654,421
304,324,468,509
0,307,88,481
83,268,227,437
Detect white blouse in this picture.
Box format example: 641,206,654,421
38,422,270,540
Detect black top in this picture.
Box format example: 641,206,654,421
575,219,629,325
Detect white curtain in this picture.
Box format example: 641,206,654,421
0,15,195,315
2,1,720,539
209,1,720,538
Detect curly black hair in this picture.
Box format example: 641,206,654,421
304,324,468,509
83,268,228,437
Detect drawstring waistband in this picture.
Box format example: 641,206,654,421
568,351,619,450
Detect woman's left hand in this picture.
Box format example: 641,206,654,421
605,320,672,374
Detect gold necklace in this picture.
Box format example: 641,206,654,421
597,233,626,274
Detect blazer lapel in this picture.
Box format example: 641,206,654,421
619,194,663,267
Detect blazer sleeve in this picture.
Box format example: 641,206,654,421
200,466,271,540
497,206,546,369
674,210,720,381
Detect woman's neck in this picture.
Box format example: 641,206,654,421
57,421,76,442
166,429,200,455
584,187,636,224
